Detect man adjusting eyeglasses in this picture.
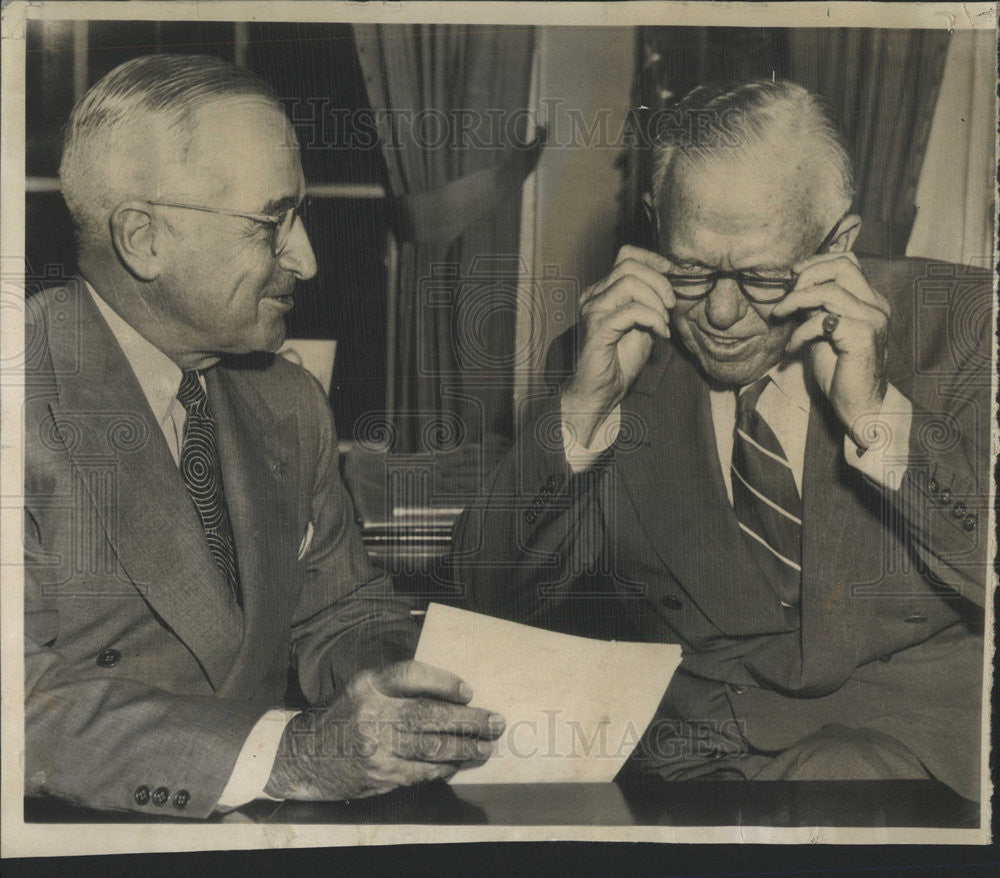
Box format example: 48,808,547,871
455,79,988,804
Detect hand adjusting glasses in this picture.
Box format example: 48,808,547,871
145,196,312,258
665,211,850,305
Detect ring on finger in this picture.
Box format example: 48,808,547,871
822,312,840,338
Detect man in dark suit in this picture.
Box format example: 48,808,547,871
24,54,503,818
452,81,989,800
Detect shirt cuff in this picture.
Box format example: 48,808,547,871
844,383,913,491
561,405,621,473
216,709,299,809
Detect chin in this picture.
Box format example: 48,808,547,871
255,320,288,353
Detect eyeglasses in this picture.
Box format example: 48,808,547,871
664,211,851,305
146,196,312,257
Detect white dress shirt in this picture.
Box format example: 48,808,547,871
87,283,295,809
561,356,914,495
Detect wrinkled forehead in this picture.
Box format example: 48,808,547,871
161,97,303,208
662,151,819,265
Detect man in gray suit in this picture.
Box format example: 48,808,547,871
453,81,989,801
25,54,503,818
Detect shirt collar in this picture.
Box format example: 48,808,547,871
764,356,810,414
85,280,184,424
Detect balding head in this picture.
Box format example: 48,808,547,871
60,54,280,249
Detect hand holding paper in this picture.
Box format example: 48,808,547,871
264,659,504,801
414,604,683,784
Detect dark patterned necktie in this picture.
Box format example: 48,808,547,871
731,377,802,608
177,370,242,607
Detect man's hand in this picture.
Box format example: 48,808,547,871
773,251,891,448
561,246,675,448
263,660,505,801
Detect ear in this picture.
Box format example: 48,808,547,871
828,214,862,253
109,201,163,281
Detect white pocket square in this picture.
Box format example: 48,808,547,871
297,521,315,561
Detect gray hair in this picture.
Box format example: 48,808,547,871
650,80,854,230
60,53,279,246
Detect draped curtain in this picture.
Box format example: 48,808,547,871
353,25,539,461
787,29,951,257
633,28,950,257
906,30,995,266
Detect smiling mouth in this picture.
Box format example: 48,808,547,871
698,328,751,347
266,293,295,309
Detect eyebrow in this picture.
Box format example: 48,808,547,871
664,249,791,274
741,262,792,274
260,194,299,216
663,250,715,271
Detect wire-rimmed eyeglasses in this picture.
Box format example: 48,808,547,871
145,196,312,258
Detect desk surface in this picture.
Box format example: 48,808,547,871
27,779,979,828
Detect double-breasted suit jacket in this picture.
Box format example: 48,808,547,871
451,257,990,801
24,280,417,817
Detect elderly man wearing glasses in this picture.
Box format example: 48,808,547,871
455,80,988,802
24,54,504,818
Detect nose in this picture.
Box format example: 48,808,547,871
703,277,747,331
278,216,318,281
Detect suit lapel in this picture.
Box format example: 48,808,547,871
207,364,300,696
617,340,793,636
47,282,243,687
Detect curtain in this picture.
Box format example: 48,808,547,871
353,25,539,464
906,30,996,266
788,29,951,257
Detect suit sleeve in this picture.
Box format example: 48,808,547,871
854,267,993,609
24,524,265,819
288,374,419,706
886,389,991,609
447,336,611,628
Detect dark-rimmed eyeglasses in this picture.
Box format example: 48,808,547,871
146,196,312,258
664,211,851,305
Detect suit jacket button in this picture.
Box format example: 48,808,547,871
134,785,150,806
524,511,537,524
963,514,977,531
951,502,967,518
928,477,940,495
904,613,928,624
96,649,121,668
729,683,749,694
173,790,190,810
939,488,953,504
660,595,682,611
151,786,170,807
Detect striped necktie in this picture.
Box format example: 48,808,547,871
731,377,802,609
177,370,242,607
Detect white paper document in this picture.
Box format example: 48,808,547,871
413,603,683,784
